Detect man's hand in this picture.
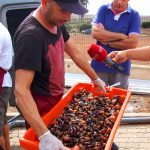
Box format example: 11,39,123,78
108,51,128,64
96,23,105,29
91,22,105,29
39,131,69,150
92,78,106,92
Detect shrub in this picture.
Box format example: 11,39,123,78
65,23,78,32
79,23,92,32
141,21,150,28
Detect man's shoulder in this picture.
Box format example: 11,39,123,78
100,4,108,10
129,8,140,16
95,4,109,15
18,15,38,32
15,15,41,39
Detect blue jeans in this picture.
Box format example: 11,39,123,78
97,72,129,89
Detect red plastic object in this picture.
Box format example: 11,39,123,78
87,43,108,62
19,83,131,150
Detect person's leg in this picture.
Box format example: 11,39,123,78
3,124,10,150
109,73,129,89
0,90,5,149
0,88,11,150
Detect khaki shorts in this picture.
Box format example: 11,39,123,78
97,72,129,89
0,87,11,136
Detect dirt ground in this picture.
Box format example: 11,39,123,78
126,95,150,113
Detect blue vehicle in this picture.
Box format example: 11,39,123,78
81,28,91,34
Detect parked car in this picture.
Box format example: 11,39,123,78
0,0,40,106
81,28,91,34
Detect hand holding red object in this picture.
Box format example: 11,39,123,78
87,44,124,72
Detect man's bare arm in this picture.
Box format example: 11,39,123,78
108,46,150,64
64,38,99,81
126,46,150,61
14,69,48,137
91,24,128,43
108,34,139,49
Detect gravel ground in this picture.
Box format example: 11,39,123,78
126,94,150,113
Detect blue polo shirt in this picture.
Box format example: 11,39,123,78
91,4,140,75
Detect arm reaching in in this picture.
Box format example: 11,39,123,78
108,46,150,63
64,38,106,92
108,51,128,64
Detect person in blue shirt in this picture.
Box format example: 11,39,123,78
91,0,140,89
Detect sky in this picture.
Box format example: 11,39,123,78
87,0,150,16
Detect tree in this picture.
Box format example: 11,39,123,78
80,0,89,7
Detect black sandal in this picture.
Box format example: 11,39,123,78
111,143,119,150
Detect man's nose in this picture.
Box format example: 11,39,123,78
117,0,122,4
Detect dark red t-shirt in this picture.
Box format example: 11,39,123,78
14,14,70,115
